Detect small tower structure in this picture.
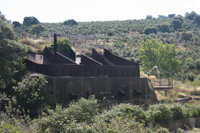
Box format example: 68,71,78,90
147,66,173,96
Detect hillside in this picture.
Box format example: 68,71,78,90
14,12,200,81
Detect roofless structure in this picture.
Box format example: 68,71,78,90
25,34,158,106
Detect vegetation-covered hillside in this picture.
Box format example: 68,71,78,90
14,11,200,81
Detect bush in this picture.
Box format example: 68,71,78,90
147,104,172,126
155,127,169,133
196,59,200,70
36,105,69,132
111,103,146,123
0,123,20,133
0,92,32,132
185,57,195,70
14,75,54,117
67,95,99,123
190,109,199,117
57,38,72,55
170,103,189,120
94,113,143,133
37,96,99,132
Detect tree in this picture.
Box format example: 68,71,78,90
23,16,39,26
181,32,193,41
14,75,54,117
196,59,200,70
158,22,170,33
158,15,166,18
168,14,176,18
171,18,183,31
0,13,25,89
139,39,181,74
57,38,72,55
144,27,157,35
63,19,78,26
146,15,153,19
12,21,21,28
193,15,200,26
185,11,197,20
30,24,45,37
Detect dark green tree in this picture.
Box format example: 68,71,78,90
196,59,200,70
63,19,78,26
181,32,193,41
168,14,176,18
185,57,195,70
14,75,54,117
158,22,170,33
12,21,21,28
185,11,197,20
193,15,200,25
30,24,45,37
139,39,181,73
158,15,166,18
57,38,72,55
171,18,183,30
146,15,153,19
23,16,39,26
144,27,157,35
0,13,25,89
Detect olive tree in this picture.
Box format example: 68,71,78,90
30,24,45,37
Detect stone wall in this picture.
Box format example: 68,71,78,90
169,117,200,131
46,76,158,106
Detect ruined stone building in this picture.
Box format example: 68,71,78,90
26,35,158,106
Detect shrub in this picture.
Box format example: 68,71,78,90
94,114,143,133
176,128,185,133
190,109,199,117
67,95,99,123
155,127,169,133
57,38,72,55
147,104,172,126
36,105,69,132
37,96,99,132
0,123,20,133
184,103,200,117
170,103,189,120
111,103,146,123
185,57,195,70
196,59,200,70
14,75,54,117
0,92,32,132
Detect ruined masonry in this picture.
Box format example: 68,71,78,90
25,34,158,106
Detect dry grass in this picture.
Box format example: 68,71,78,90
154,80,200,102
19,38,52,53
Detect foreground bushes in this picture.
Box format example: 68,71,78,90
35,97,200,132
1,94,200,132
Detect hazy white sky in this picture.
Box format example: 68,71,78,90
0,0,200,23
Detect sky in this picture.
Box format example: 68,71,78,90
0,0,200,23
